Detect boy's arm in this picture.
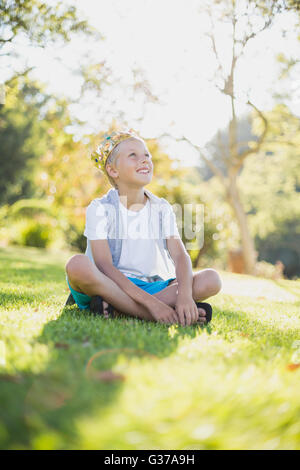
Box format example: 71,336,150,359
166,237,199,325
163,201,194,298
90,239,177,320
166,237,193,295
84,203,166,313
100,261,160,308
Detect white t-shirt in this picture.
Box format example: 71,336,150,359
83,195,180,281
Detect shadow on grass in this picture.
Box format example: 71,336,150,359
1,300,213,449
2,292,299,449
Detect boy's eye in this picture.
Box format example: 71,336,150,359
129,153,151,158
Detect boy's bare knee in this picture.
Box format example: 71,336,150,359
193,268,222,298
65,254,90,280
206,269,222,295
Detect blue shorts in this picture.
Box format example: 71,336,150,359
65,274,176,310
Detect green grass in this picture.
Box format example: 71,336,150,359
0,245,300,450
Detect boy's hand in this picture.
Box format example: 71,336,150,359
147,301,179,325
175,294,199,326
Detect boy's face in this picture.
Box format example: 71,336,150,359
107,137,153,188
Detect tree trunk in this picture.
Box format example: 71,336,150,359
226,176,257,275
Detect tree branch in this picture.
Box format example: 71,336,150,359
205,9,226,80
235,100,269,169
156,132,228,186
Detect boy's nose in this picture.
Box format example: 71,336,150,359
137,158,150,168
141,155,152,164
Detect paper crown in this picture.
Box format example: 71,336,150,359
91,128,141,173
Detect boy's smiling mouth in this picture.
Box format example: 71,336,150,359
136,167,151,174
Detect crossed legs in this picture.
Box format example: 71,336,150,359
65,254,222,323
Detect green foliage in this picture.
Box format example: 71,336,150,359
0,198,53,248
0,75,100,251
63,222,86,253
1,198,65,250
9,198,56,220
0,0,95,203
255,224,300,279
0,76,50,205
0,0,93,48
15,220,53,248
239,104,300,278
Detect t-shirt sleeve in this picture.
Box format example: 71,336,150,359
162,202,181,239
83,201,109,240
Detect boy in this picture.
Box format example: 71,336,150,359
65,129,222,326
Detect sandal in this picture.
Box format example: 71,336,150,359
196,302,212,324
89,295,115,318
65,292,76,306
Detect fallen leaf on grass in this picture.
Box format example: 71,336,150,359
85,348,157,381
54,342,69,349
286,363,300,371
92,370,126,382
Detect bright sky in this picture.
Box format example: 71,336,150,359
3,0,300,166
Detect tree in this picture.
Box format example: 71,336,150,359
0,74,51,204
281,0,300,12
156,0,290,275
239,104,300,278
0,0,97,110
0,0,93,52
198,113,257,181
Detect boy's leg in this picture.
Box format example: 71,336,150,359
151,269,221,325
152,269,222,306
65,254,153,321
65,255,221,323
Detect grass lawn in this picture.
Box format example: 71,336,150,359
0,245,300,450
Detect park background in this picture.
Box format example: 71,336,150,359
0,0,300,450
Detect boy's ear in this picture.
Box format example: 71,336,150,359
106,163,118,178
